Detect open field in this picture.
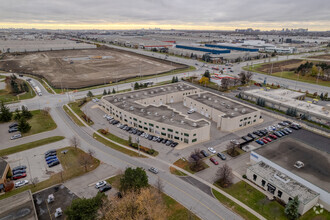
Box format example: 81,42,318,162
0,47,187,89
243,59,330,87
308,54,330,60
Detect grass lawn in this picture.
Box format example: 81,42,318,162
63,105,85,127
105,174,200,220
212,189,259,220
0,136,64,157
215,181,287,220
0,79,36,103
169,166,187,176
24,110,57,136
0,147,100,200
68,101,94,126
299,207,330,220
243,64,330,87
97,129,159,157
93,133,144,157
173,158,209,174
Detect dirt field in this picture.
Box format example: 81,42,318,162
256,59,330,74
308,54,330,60
0,47,186,89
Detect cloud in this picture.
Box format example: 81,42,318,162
1,0,329,30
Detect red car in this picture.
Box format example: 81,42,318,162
269,134,277,139
262,138,268,144
13,173,26,180
265,137,272,142
210,157,219,165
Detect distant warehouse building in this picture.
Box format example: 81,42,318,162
175,45,230,54
100,83,261,146
241,89,330,127
205,44,259,52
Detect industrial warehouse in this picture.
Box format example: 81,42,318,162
247,138,330,214
241,88,330,126
100,83,261,146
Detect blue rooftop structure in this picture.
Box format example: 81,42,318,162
176,45,230,54
205,44,259,52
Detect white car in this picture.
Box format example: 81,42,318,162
187,109,195,114
117,123,122,128
207,147,216,154
95,181,107,189
103,114,108,118
11,133,22,140
15,180,29,188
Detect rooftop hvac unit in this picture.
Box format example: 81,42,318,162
203,95,206,99
130,95,134,98
150,91,154,94
180,120,185,124
154,112,158,116
114,99,118,102
234,108,238,111
170,118,174,122
241,108,246,114
123,96,126,99
192,123,197,127
231,112,235,116
162,115,166,119
208,98,212,101
226,104,230,109
221,102,225,105
129,106,134,111
294,161,304,169
147,112,151,115
144,92,148,95
135,94,139,97
215,100,218,103
198,93,201,97
140,109,144,112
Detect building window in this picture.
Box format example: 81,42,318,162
288,197,292,201
144,122,147,125
161,132,166,136
174,136,179,140
253,174,257,181
168,129,173,132
139,125,142,128
248,121,250,124
175,131,179,134
253,120,256,122
192,138,197,143
278,190,283,198
184,138,189,144
156,126,159,128
254,115,257,117
261,180,266,187
193,134,196,136
162,128,165,130
244,117,247,120
144,127,148,130
133,118,137,121
184,133,189,137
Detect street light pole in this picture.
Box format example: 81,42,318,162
136,137,140,156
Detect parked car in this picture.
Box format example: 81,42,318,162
264,137,272,142
13,169,26,175
255,139,264,145
165,140,173,146
259,130,268,135
200,150,209,157
230,139,240,145
247,133,257,139
274,131,282,137
148,135,154,141
99,184,112,193
253,131,263,137
9,122,18,128
170,142,178,148
156,137,163,143
161,139,168,144
8,127,19,133
284,128,292,133
261,138,268,144
13,173,27,180
15,180,29,188
45,156,57,162
12,165,27,173
207,147,216,154
290,124,299,130
48,160,60,167
268,134,277,139
45,149,56,155
283,120,292,125
95,181,107,189
187,109,195,114
148,167,159,174
11,133,22,140
210,157,219,165
45,152,57,158
47,158,59,165
281,129,289,135
217,153,226,160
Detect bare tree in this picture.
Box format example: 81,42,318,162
238,71,247,85
226,142,239,157
233,78,240,86
88,149,95,159
31,177,39,187
156,177,164,194
221,78,231,91
246,71,253,84
216,164,233,187
79,154,92,172
70,136,80,150
190,148,204,172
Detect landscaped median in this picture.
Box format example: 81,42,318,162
63,105,85,127
0,136,65,157
170,157,209,176
0,147,99,200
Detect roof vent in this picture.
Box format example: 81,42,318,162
170,118,174,122
140,109,144,112
192,123,197,127
180,120,185,124
221,102,225,105
215,100,218,103
114,99,118,102
208,97,212,101
150,91,154,94
123,96,126,100
154,112,158,116
135,94,139,97
129,106,134,111
162,115,166,119
226,104,230,109
147,112,151,115
231,112,235,116
294,161,304,169
241,108,246,114
130,95,134,98
203,95,206,99
234,108,238,111
144,92,148,95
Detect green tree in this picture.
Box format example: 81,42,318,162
324,92,328,100
171,76,175,83
21,106,32,119
128,135,132,146
203,70,210,78
107,89,111,95
103,89,107,95
134,82,140,90
310,65,318,77
120,167,148,192
18,117,31,133
87,91,94,97
0,101,12,122
13,108,21,120
285,196,300,220
23,82,29,92
65,192,106,220
175,76,179,82
320,93,324,100
112,88,116,94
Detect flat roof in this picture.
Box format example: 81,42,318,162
0,190,37,220
103,83,209,130
248,161,319,204
244,89,330,119
254,137,330,192
187,92,257,118
0,158,8,179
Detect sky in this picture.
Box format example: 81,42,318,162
1,0,330,31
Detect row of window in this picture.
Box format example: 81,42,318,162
252,174,288,199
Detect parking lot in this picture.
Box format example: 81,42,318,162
5,141,65,186
0,122,22,147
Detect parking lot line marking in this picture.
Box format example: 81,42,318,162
45,199,53,220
